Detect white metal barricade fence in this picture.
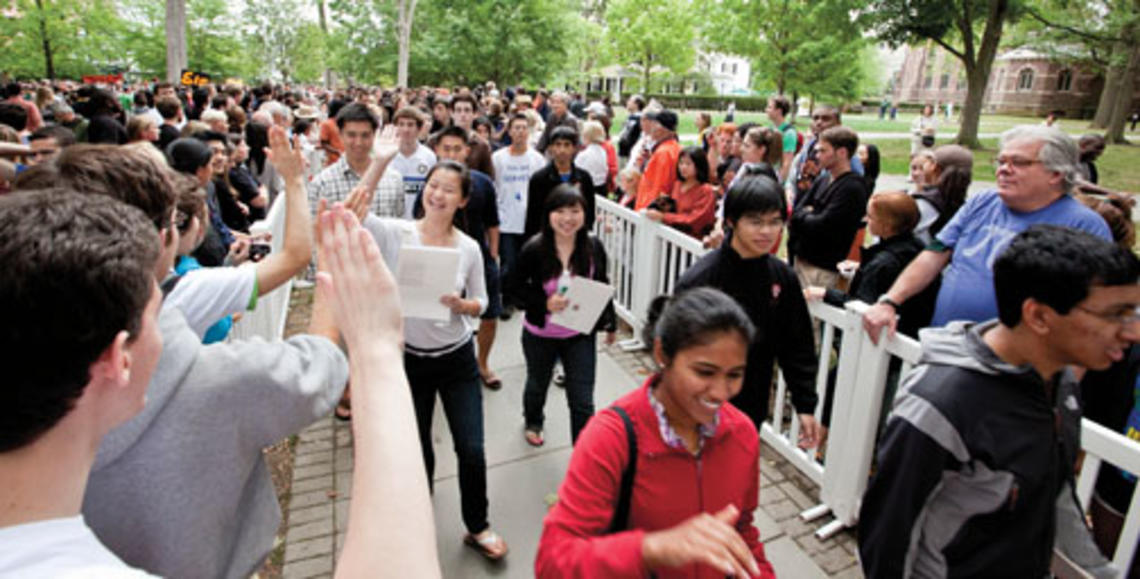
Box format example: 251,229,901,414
591,196,1140,567
229,194,292,342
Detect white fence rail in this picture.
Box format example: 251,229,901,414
593,196,1140,570
229,195,292,342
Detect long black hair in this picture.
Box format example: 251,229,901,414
642,288,755,361
535,184,593,281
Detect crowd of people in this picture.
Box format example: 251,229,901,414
1,74,1139,578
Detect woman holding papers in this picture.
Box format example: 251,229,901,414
535,288,776,579
507,185,616,447
356,159,509,561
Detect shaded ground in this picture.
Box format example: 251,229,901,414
259,286,315,579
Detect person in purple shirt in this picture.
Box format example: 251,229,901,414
863,125,1112,343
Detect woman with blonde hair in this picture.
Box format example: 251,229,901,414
575,120,609,198
126,115,159,145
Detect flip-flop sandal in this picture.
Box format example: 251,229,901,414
464,530,509,561
334,399,352,422
480,373,502,391
524,428,544,447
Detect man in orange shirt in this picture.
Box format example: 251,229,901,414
319,100,346,167
634,110,680,210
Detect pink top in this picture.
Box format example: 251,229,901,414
523,275,582,339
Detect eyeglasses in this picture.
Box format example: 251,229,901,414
993,156,1044,170
1074,305,1140,325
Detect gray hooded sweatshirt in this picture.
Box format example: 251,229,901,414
858,320,1115,578
82,307,349,578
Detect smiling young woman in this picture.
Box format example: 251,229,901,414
535,288,776,579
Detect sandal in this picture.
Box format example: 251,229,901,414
464,529,509,561
480,372,502,391
524,428,544,447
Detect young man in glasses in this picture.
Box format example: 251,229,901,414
859,225,1140,578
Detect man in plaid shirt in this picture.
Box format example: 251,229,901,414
308,103,404,219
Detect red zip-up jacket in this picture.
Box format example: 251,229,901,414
535,377,776,578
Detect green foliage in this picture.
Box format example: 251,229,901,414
408,0,576,87
243,0,321,82
327,0,397,86
186,0,250,78
703,0,866,101
605,0,696,93
0,0,127,79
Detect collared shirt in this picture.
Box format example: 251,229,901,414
307,156,405,218
647,384,719,455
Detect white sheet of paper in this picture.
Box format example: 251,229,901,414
550,276,615,334
396,246,461,321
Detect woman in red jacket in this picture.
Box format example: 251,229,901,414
646,146,717,239
536,288,777,579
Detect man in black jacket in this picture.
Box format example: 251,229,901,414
859,225,1140,578
675,175,820,446
788,125,867,291
617,94,645,160
524,126,595,241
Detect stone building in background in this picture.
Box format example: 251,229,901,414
891,42,1140,118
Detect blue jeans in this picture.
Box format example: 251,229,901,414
499,233,526,306
522,330,597,443
405,340,489,534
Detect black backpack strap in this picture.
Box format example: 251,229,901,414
160,273,183,298
606,405,638,534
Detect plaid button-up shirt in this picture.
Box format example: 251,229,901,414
307,156,405,218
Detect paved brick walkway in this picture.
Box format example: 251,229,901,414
280,319,862,578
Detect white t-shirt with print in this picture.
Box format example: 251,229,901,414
390,145,437,219
0,516,156,578
492,147,546,234
163,265,258,340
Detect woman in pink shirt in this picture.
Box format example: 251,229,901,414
506,185,616,446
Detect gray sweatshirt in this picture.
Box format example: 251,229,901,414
82,307,349,579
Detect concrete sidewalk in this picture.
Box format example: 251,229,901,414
279,315,861,578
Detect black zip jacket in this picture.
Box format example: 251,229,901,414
524,162,596,240
506,234,616,335
675,240,819,427
858,320,1082,578
823,233,937,338
788,170,868,271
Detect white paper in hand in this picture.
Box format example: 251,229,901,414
396,246,461,321
551,276,615,334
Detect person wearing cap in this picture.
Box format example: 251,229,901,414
167,137,236,267
633,109,681,211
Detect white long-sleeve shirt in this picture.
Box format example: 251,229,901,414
363,216,486,355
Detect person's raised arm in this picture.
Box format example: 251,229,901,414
316,205,441,579
862,249,951,344
343,125,399,223
254,126,313,296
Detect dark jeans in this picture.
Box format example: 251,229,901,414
405,340,489,535
522,330,597,443
499,233,526,305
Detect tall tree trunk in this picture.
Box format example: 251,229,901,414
1107,43,1140,143
1092,41,1127,129
165,0,187,84
34,0,54,80
317,0,331,88
643,49,652,94
396,0,418,88
955,0,1009,149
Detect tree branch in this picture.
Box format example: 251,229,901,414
1023,6,1122,44
930,36,966,62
